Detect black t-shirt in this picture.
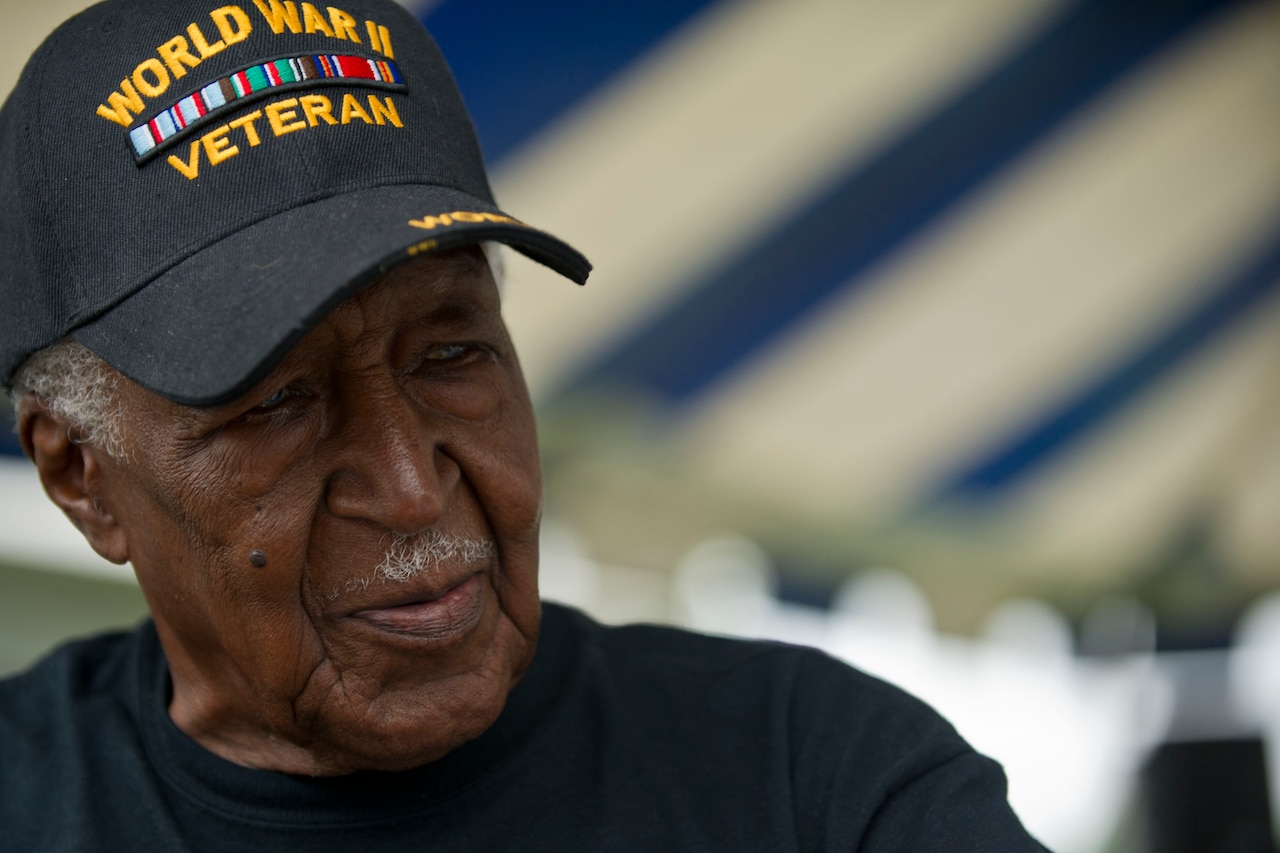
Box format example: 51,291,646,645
0,602,1047,851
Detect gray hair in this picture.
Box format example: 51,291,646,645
10,338,128,460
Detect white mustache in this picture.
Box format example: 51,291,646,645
376,530,495,582
324,531,495,601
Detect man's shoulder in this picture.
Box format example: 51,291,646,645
539,603,1046,850
0,623,151,743
545,601,963,754
552,601,929,691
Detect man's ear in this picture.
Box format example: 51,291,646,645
16,396,130,565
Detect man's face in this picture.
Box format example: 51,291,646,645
92,247,542,775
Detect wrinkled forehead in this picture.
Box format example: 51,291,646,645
312,246,502,344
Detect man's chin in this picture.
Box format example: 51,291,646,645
301,675,513,775
285,621,535,775
177,603,540,775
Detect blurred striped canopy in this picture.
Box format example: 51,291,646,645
3,0,1278,628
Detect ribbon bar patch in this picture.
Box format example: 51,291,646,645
128,54,404,160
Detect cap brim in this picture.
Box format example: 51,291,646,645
73,184,589,406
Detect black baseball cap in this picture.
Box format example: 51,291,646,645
0,0,590,406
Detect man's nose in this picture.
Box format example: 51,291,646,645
324,383,458,535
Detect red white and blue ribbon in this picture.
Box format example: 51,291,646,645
128,54,404,159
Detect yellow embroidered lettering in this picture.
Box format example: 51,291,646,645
378,25,393,59
131,58,170,98
250,0,301,34
167,140,202,179
211,5,253,45
367,95,402,127
365,20,382,53
228,110,264,146
327,7,360,41
201,124,239,165
96,80,146,127
408,212,517,231
186,21,227,59
157,35,202,79
407,239,438,256
94,7,252,126
408,214,453,230
265,98,306,136
299,94,337,126
301,3,335,37
339,93,372,125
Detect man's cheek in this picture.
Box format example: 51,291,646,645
206,431,322,498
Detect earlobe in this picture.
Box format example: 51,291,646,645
17,397,131,565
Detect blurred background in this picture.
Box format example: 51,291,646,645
3,0,1279,849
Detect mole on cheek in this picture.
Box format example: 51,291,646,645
249,550,268,568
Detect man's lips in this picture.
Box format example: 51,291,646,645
347,572,485,642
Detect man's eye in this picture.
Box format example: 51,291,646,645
232,385,315,426
424,344,468,361
258,388,290,408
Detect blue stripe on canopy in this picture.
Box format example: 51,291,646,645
565,0,1247,404
940,221,1280,498
423,0,724,164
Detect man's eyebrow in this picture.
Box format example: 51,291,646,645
415,297,486,327
395,275,494,327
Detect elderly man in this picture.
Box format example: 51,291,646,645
0,0,1045,849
